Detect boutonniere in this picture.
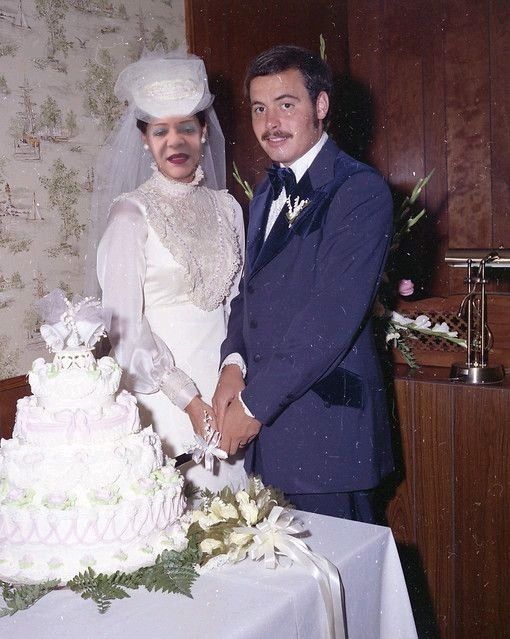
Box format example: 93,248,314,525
285,195,309,227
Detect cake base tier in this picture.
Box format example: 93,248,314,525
0,519,188,585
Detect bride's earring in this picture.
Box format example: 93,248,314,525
143,143,149,151
201,134,207,144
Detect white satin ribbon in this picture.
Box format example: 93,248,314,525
63,410,91,444
187,429,228,472
34,288,108,351
235,506,346,639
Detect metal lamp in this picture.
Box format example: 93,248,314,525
445,249,509,384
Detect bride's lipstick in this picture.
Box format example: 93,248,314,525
167,153,189,164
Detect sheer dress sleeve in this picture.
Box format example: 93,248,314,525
224,195,245,319
220,195,247,376
97,197,198,410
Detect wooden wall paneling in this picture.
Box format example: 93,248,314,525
384,0,425,190
345,0,388,173
0,375,28,439
453,385,510,638
444,1,492,293
383,1,433,299
388,378,416,544
414,380,455,638
489,0,510,250
421,1,450,297
186,0,246,194
387,379,425,632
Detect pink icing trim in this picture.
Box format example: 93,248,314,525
0,489,185,546
14,394,139,445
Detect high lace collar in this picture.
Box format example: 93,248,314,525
132,174,242,311
150,164,205,197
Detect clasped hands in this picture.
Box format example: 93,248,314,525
212,365,261,455
185,365,261,456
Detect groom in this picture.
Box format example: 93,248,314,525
213,45,394,522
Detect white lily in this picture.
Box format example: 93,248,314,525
412,314,432,329
236,491,259,525
431,321,458,337
200,538,223,554
209,496,238,521
391,311,414,326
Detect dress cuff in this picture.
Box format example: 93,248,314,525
160,369,199,411
220,353,247,378
238,391,255,418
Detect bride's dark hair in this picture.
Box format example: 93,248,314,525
136,110,206,134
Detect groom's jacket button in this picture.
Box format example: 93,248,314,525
247,284,255,294
249,319,258,329
253,353,262,362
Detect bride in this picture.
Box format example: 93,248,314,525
89,54,246,492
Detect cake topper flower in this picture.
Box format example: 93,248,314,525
33,288,110,352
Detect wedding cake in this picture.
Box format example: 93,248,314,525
0,291,186,585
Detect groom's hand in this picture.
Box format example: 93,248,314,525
219,396,261,456
212,364,245,429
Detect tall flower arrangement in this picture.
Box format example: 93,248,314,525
373,171,466,367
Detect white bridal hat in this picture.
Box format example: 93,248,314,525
115,57,215,121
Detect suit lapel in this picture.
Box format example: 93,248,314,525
246,185,273,270
247,139,352,279
250,171,315,276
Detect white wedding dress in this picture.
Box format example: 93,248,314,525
97,167,247,492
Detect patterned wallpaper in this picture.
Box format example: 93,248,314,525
0,0,185,379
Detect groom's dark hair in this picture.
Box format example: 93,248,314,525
244,45,332,116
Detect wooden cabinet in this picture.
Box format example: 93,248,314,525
389,366,510,638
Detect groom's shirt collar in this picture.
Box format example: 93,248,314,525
264,133,328,241
285,132,329,182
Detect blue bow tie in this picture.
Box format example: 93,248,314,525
267,165,297,200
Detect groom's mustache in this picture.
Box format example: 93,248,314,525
261,130,292,141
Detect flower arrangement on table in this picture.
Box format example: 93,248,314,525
0,477,342,636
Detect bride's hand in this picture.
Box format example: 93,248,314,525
184,396,217,438
212,364,245,431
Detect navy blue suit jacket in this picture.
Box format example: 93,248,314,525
221,138,394,494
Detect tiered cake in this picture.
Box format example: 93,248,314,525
0,292,186,585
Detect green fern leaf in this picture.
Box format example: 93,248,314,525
0,579,59,616
142,549,199,597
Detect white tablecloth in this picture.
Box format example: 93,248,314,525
1,512,417,639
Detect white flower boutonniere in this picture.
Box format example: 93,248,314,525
285,195,309,227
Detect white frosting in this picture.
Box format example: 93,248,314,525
28,348,121,413
0,346,186,585
13,390,139,446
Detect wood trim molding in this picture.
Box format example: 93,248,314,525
0,375,29,439
0,375,27,392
